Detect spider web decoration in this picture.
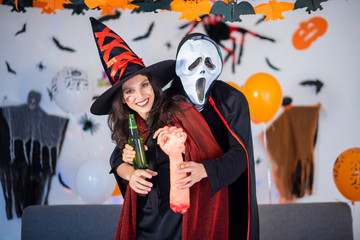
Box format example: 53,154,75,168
78,113,100,135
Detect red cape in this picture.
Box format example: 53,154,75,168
115,102,228,240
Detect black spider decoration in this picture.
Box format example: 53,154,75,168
179,14,275,73
78,113,100,135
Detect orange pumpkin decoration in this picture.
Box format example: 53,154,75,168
333,147,360,204
292,16,328,50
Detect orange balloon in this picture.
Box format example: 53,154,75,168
226,81,242,92
333,148,360,203
112,183,121,196
242,73,282,123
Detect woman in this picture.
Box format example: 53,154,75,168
89,17,229,240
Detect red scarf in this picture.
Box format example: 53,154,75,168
114,102,228,240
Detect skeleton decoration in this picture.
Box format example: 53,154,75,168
0,91,68,219
175,34,223,110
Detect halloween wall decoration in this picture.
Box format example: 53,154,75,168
98,9,121,21
132,22,154,41
299,79,324,94
294,0,328,14
131,0,172,13
52,36,76,52
78,113,100,135
241,72,282,123
292,16,328,50
210,0,255,22
254,0,294,21
15,23,26,36
265,57,280,71
333,147,360,204
171,0,212,21
51,67,93,114
262,104,321,202
36,61,46,71
180,15,275,72
5,61,17,75
0,91,68,219
2,0,331,22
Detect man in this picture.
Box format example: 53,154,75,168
166,33,259,240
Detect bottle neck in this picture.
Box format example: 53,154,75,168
129,114,140,135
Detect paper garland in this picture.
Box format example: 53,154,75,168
1,0,329,22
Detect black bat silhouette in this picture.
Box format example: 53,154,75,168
37,61,46,71
98,10,121,22
133,22,154,41
265,57,280,71
300,79,324,94
294,0,328,14
210,1,255,22
15,23,26,36
52,37,75,52
5,61,16,74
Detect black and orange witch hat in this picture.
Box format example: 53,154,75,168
89,17,176,115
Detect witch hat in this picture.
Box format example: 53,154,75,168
89,17,175,115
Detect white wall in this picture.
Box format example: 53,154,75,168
0,1,359,239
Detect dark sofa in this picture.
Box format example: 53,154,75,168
21,202,353,240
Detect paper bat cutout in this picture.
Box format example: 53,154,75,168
133,22,154,41
15,23,26,36
300,79,323,94
255,15,266,25
265,57,280,71
63,2,90,15
52,37,76,52
171,0,212,21
5,61,16,75
131,0,172,13
58,173,71,190
37,61,46,71
294,0,327,14
98,10,121,22
254,0,294,21
210,0,255,22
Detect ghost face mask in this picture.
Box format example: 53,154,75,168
176,36,222,107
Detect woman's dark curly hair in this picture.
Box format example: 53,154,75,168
108,73,185,148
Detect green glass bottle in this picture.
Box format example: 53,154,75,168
128,114,148,169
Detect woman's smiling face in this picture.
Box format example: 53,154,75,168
122,74,155,120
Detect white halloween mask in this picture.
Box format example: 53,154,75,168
176,36,222,108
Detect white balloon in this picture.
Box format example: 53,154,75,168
75,159,116,204
51,67,93,113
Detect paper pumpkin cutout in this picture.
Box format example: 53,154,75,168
131,0,172,13
254,0,294,21
171,0,212,21
333,147,360,204
294,0,327,14
292,16,327,50
210,0,255,22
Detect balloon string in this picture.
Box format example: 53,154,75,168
263,122,272,204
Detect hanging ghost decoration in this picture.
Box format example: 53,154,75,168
0,91,68,219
